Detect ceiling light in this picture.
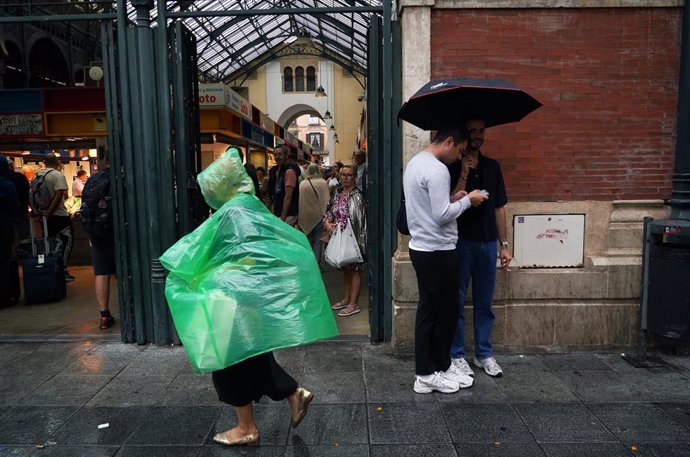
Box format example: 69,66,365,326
315,85,327,97
323,110,332,120
329,125,336,132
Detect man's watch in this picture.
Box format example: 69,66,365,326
501,241,510,248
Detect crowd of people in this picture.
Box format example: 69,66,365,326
0,155,116,329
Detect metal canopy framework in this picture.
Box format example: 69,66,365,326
1,1,382,82
150,0,381,82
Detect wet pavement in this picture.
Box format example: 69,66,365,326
0,340,688,456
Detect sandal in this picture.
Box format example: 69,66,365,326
331,302,348,310
337,305,360,317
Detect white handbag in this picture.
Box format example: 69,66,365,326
324,221,363,268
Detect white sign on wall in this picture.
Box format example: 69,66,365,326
198,83,252,121
513,214,585,268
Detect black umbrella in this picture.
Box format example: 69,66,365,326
397,77,542,130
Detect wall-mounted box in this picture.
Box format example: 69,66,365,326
513,214,585,268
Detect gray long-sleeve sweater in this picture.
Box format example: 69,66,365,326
403,151,470,251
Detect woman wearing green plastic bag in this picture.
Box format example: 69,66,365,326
159,147,338,447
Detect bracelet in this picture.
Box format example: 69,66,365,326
459,176,467,181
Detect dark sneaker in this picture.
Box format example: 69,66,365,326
64,271,75,282
99,316,115,330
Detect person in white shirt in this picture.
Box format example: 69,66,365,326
72,170,88,197
403,125,487,394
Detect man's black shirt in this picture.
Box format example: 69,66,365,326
447,151,507,242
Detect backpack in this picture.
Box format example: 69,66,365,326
30,169,56,212
80,170,112,238
396,187,410,235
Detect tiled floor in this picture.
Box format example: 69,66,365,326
0,342,688,456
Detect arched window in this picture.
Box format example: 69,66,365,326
306,66,316,91
295,66,305,92
283,67,293,92
28,38,69,87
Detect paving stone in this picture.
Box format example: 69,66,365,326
284,443,370,457
542,354,612,371
496,367,579,403
157,374,218,406
441,403,534,443
0,343,41,365
656,403,690,429
368,403,451,445
370,444,458,456
200,446,286,456
587,403,690,445
593,354,645,373
274,347,307,377
211,404,290,446
21,375,111,406
118,347,187,377
50,406,146,445
365,370,436,404
631,442,690,456
435,376,508,403
493,355,549,370
288,404,368,446
362,346,415,373
125,406,219,445
115,446,206,457
552,370,637,402
514,403,616,443
86,375,172,407
62,351,134,376
617,371,690,402
454,442,547,456
304,345,362,373
662,356,690,371
0,406,78,444
539,443,634,457
29,446,119,456
6,350,82,377
0,446,34,456
301,371,365,404
0,373,53,405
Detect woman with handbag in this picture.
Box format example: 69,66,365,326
323,164,367,317
298,164,331,263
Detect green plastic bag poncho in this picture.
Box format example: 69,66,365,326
159,148,338,373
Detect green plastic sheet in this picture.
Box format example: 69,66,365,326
159,148,338,373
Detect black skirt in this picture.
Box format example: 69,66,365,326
212,351,298,407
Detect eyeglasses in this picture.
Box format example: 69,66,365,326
340,173,354,177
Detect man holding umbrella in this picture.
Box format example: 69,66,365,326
447,118,512,379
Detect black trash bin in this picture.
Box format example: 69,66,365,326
646,219,690,341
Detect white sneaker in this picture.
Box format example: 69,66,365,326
444,363,474,388
451,357,475,377
413,372,460,394
473,356,503,377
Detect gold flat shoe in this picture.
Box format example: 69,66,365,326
212,430,260,447
291,387,315,429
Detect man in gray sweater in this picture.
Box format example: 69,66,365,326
403,126,488,394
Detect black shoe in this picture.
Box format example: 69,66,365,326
99,316,115,330
64,271,75,282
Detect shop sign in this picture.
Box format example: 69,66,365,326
0,113,44,135
93,114,107,132
227,87,251,121
198,84,225,107
259,113,274,133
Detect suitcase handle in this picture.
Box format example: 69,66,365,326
28,214,50,258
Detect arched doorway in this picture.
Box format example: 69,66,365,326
28,37,69,87
0,39,25,88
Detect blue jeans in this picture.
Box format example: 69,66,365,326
450,235,497,359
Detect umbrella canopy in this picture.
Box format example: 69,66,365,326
398,77,542,130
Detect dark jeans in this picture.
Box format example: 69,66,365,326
450,235,498,359
409,248,460,376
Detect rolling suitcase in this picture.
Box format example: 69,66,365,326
22,215,66,305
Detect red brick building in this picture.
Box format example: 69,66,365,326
393,1,682,350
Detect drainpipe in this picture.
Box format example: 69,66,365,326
671,3,690,220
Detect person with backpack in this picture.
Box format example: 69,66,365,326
80,163,116,330
30,156,75,282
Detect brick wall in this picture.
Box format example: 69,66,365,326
430,8,681,201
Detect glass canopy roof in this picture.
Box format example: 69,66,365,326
2,0,383,81
140,0,383,81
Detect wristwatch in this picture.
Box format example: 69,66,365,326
501,241,510,248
